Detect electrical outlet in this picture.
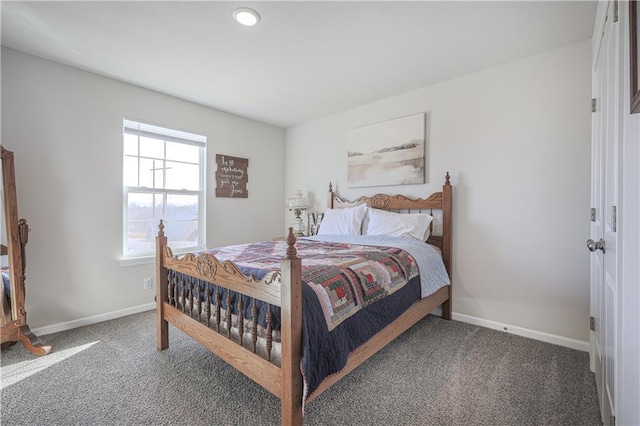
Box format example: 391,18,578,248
143,277,153,290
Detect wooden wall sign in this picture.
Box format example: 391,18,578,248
215,154,248,198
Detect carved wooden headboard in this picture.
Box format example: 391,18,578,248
326,173,452,276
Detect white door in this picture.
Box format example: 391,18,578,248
590,2,619,424
590,24,605,415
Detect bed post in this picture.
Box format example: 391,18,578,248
441,172,453,320
156,220,169,350
280,228,303,426
327,182,334,208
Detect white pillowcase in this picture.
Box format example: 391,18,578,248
317,203,368,235
365,208,433,241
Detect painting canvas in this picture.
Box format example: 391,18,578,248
347,113,425,188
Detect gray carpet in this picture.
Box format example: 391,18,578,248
0,311,601,425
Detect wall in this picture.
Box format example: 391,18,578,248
1,47,285,330
285,40,592,344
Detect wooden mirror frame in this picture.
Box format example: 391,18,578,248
1,145,51,355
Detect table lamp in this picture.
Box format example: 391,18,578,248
286,190,309,236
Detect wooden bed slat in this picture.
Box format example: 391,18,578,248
251,300,258,352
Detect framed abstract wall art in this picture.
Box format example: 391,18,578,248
347,113,425,188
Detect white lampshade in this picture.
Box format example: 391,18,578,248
286,190,308,210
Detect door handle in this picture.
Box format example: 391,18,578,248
586,238,606,253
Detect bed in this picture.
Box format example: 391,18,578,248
156,173,452,425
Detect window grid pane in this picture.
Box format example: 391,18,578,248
123,156,139,187
166,161,199,191
123,133,139,156
166,141,199,163
139,136,164,159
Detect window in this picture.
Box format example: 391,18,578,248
123,119,206,258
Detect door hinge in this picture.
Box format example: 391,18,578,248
591,208,596,222
613,0,619,22
590,316,595,331
612,205,617,232
592,98,597,112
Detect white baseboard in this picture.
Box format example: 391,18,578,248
450,312,589,352
32,303,156,337
31,304,589,353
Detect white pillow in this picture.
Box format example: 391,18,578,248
365,208,433,241
317,204,368,235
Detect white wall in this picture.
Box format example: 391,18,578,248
1,47,285,330
285,40,592,343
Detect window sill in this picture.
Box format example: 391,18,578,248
119,256,155,267
119,246,201,267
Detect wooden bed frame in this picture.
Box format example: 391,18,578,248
0,145,51,355
156,173,452,425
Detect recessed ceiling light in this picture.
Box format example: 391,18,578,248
233,8,260,26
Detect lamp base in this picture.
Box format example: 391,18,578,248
291,210,306,237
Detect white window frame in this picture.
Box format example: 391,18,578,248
122,118,206,260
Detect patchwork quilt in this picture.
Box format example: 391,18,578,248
206,239,418,331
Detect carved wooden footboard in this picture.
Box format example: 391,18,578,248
156,173,453,426
156,227,303,425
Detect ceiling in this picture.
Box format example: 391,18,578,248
1,1,596,128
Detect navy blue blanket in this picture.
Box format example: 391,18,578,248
301,274,420,398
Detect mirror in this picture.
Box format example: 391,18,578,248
1,144,51,355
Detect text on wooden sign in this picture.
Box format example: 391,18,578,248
215,154,248,198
